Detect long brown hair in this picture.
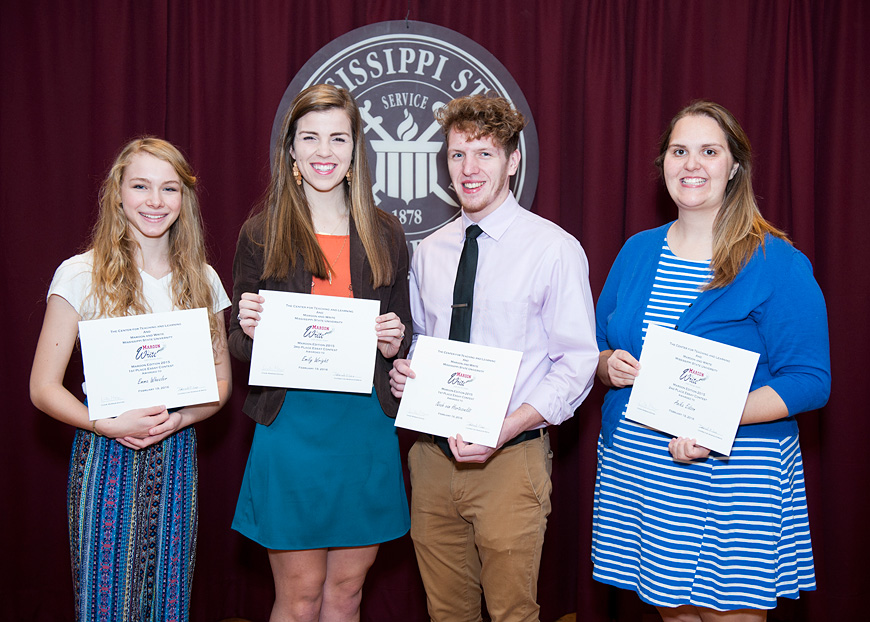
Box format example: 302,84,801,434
655,100,789,289
88,137,224,346
259,84,393,286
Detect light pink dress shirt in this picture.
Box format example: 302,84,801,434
409,193,598,426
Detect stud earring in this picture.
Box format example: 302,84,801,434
346,169,353,183
292,161,302,186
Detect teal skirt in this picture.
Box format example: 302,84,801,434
232,388,410,550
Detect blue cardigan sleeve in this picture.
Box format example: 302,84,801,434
596,251,622,352
595,225,665,355
755,247,831,415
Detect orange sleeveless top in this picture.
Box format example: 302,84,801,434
311,234,352,298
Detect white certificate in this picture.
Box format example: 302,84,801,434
625,324,760,455
394,336,523,448
78,308,219,421
249,290,379,393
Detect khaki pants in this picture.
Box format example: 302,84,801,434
408,434,553,622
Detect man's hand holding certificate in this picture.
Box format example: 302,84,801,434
249,290,380,393
394,336,522,448
78,308,219,420
625,324,760,455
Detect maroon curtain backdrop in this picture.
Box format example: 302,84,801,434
2,1,866,620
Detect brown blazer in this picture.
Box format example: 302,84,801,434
228,211,411,425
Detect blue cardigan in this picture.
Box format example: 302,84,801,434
596,223,831,447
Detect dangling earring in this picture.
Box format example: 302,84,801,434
346,169,353,183
293,161,302,186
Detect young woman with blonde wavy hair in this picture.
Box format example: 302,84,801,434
30,137,232,621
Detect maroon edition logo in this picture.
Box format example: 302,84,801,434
302,324,333,339
272,21,539,255
447,371,474,387
679,368,707,385
135,344,164,360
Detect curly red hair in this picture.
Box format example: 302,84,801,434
435,94,526,155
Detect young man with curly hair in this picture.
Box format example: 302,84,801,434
390,94,598,622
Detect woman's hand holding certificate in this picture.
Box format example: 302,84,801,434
249,290,380,393
78,308,219,420
624,325,759,455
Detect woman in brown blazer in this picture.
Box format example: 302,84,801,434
229,84,411,622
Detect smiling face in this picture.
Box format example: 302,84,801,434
120,152,183,244
446,128,520,221
663,114,739,216
289,108,353,201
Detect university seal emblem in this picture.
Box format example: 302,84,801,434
272,20,539,254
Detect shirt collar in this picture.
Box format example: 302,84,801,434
459,192,522,242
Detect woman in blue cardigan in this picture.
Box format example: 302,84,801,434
591,101,830,621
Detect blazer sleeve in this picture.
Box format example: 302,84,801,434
371,213,411,418
228,220,262,363
382,214,412,357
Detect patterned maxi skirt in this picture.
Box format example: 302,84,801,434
592,419,815,611
67,427,198,622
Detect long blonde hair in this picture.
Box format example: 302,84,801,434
655,100,790,289
258,84,393,286
88,137,224,345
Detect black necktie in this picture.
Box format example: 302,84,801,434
449,224,483,343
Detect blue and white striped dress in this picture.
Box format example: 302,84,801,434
591,241,815,611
